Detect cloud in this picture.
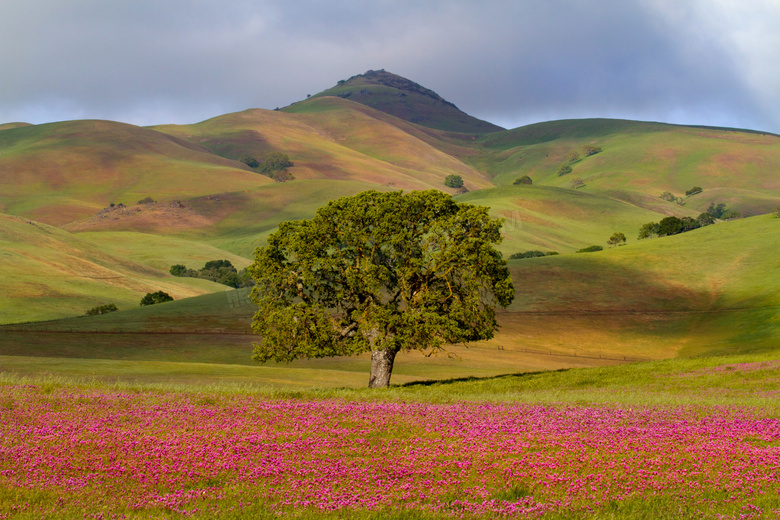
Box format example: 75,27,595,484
0,0,777,133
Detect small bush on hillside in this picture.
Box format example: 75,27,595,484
607,232,626,247
707,202,727,219
509,250,547,260
576,245,603,253
169,264,187,277
259,153,293,176
697,213,716,226
583,145,602,156
557,165,572,177
139,291,173,306
637,222,659,240
167,260,252,288
685,186,703,196
563,151,581,163
137,196,155,205
720,209,741,220
569,178,585,189
773,206,780,218
444,174,464,188
513,175,532,185
239,153,259,168
272,170,295,183
85,303,118,316
657,216,684,236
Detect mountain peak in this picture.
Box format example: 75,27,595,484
301,70,504,134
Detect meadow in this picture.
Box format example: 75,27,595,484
3,350,780,520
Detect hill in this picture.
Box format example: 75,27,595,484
0,213,245,323
469,118,780,217
3,214,778,385
295,69,504,134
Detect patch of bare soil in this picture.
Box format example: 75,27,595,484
63,201,215,233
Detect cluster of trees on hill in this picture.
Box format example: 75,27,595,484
660,187,703,205
170,260,253,288
444,174,464,188
239,152,294,182
513,175,532,185
557,145,602,178
84,303,118,316
638,203,740,240
509,250,559,259
140,291,173,306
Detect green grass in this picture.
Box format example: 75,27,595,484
0,214,229,324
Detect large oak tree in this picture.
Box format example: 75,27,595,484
248,190,514,387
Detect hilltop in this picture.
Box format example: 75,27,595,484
292,69,504,134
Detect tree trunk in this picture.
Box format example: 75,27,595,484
368,348,398,388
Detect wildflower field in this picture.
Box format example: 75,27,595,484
2,362,780,519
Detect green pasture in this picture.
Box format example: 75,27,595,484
469,118,780,216
0,214,228,324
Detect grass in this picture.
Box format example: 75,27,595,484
0,214,229,324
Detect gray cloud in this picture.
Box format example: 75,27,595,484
0,0,777,133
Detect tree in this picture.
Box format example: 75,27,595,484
637,222,659,240
657,216,684,236
660,191,677,202
685,186,703,196
569,178,584,189
140,291,173,306
773,206,780,218
576,245,603,253
444,174,464,188
563,151,581,163
583,145,602,156
607,232,627,247
697,213,715,226
137,196,155,205
259,152,293,175
170,264,187,277
557,164,572,177
249,190,514,388
513,175,532,185
85,303,118,316
239,153,259,168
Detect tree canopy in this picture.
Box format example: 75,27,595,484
248,190,515,388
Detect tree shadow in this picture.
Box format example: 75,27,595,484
395,368,570,388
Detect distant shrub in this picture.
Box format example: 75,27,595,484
272,170,295,183
203,260,234,270
569,178,584,189
513,175,532,185
239,153,259,168
576,245,603,253
583,145,602,156
140,291,173,306
444,174,464,188
169,264,187,277
685,186,703,196
707,202,727,219
607,232,627,247
773,206,780,218
563,151,581,164
259,152,293,176
658,216,686,236
720,209,741,220
637,222,659,240
509,250,547,260
137,196,155,205
557,164,572,177
85,303,118,316
545,251,560,256
697,213,715,226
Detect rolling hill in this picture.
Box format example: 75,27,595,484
1,70,780,386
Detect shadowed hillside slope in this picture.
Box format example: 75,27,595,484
298,69,503,134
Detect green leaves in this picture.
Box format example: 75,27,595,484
249,190,514,365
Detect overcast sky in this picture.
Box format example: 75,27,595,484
2,0,779,133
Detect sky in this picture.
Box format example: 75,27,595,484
1,0,779,133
